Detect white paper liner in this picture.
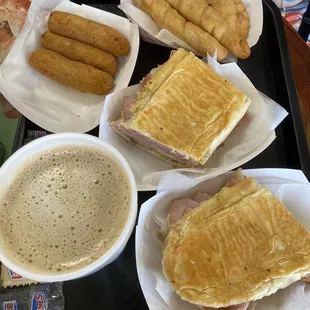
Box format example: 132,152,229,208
99,59,288,191
0,0,140,133
118,0,263,56
136,169,310,310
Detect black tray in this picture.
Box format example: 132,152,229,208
11,1,310,309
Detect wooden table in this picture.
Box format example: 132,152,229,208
284,18,310,151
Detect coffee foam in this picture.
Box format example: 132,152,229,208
0,145,131,274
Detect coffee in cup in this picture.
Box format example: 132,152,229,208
0,145,131,274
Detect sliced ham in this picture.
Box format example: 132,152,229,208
168,198,200,225
122,95,137,121
302,274,310,284
194,192,211,202
168,192,211,225
203,302,249,310
112,124,199,166
121,73,154,122
167,176,247,226
225,177,242,188
140,73,152,89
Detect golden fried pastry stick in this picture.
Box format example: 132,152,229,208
41,32,117,76
166,0,250,58
29,48,114,95
135,0,228,60
48,11,130,56
206,0,250,39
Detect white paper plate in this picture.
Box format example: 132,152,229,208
119,0,263,54
99,59,288,191
0,0,139,133
136,169,310,310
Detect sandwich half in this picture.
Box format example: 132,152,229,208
111,48,250,167
162,173,310,309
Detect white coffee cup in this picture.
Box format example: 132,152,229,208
0,133,137,282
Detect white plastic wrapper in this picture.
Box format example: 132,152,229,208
136,169,310,310
0,0,139,133
118,0,263,54
99,59,288,191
